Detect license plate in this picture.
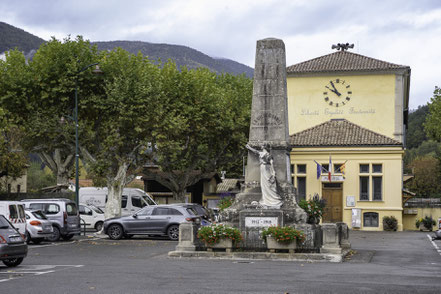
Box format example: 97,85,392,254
69,223,77,228
9,237,22,243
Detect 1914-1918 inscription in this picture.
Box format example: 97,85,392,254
245,217,278,228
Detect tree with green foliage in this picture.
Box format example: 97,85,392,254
81,48,166,218
407,155,441,197
1,35,252,218
425,87,441,142
0,107,27,186
407,105,429,149
0,36,101,187
146,64,252,201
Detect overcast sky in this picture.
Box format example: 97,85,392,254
1,0,441,109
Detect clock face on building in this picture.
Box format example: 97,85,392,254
323,79,352,107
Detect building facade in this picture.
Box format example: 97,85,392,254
287,50,411,231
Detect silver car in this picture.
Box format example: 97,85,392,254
21,198,81,242
25,210,53,244
103,204,202,241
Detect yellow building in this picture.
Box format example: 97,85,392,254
287,49,411,231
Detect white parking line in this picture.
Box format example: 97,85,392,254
0,265,83,283
29,237,101,249
427,234,441,256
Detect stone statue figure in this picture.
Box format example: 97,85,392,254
246,144,283,208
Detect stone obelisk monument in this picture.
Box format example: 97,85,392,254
222,38,307,249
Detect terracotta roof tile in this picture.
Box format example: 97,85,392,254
287,51,409,74
290,119,402,147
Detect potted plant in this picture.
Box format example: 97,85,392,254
197,223,242,253
261,226,305,253
298,194,326,224
416,216,436,231
382,216,398,231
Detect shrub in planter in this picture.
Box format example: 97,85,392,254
261,226,305,244
382,216,398,231
197,223,242,246
415,216,436,231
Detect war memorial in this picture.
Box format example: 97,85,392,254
169,38,350,262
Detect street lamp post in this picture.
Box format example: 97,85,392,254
74,63,102,207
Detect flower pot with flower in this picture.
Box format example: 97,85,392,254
298,195,326,225
197,223,242,253
261,226,305,253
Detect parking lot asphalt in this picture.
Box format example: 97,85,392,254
1,230,440,294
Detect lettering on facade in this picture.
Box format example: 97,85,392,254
252,112,283,126
348,107,376,114
321,175,345,182
301,109,319,116
299,108,377,116
245,217,279,228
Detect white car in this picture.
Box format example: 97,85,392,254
79,204,105,231
24,210,53,244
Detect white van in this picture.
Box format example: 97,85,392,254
79,203,105,231
0,201,27,235
79,187,157,216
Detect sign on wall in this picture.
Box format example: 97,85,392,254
352,208,361,228
346,196,355,207
321,175,345,182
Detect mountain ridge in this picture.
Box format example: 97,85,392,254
0,22,253,77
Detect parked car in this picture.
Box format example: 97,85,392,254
24,210,54,244
0,201,27,237
103,204,202,241
79,187,157,216
79,204,105,231
21,199,80,242
172,203,212,224
0,215,27,267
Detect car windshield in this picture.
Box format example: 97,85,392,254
32,211,48,220
90,205,104,214
0,215,13,228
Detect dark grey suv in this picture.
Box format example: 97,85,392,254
0,215,27,267
103,205,202,240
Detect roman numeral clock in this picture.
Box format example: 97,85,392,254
323,79,352,107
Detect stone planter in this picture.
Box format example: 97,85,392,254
419,224,433,232
307,216,320,225
206,238,233,253
266,236,296,253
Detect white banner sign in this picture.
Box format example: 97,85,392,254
321,175,345,182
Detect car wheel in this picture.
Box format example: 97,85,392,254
167,225,179,241
2,257,24,267
107,224,124,240
25,231,31,244
61,234,74,241
47,226,60,242
94,221,104,232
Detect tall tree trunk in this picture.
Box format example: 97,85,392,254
39,148,74,186
104,162,129,219
174,188,188,202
